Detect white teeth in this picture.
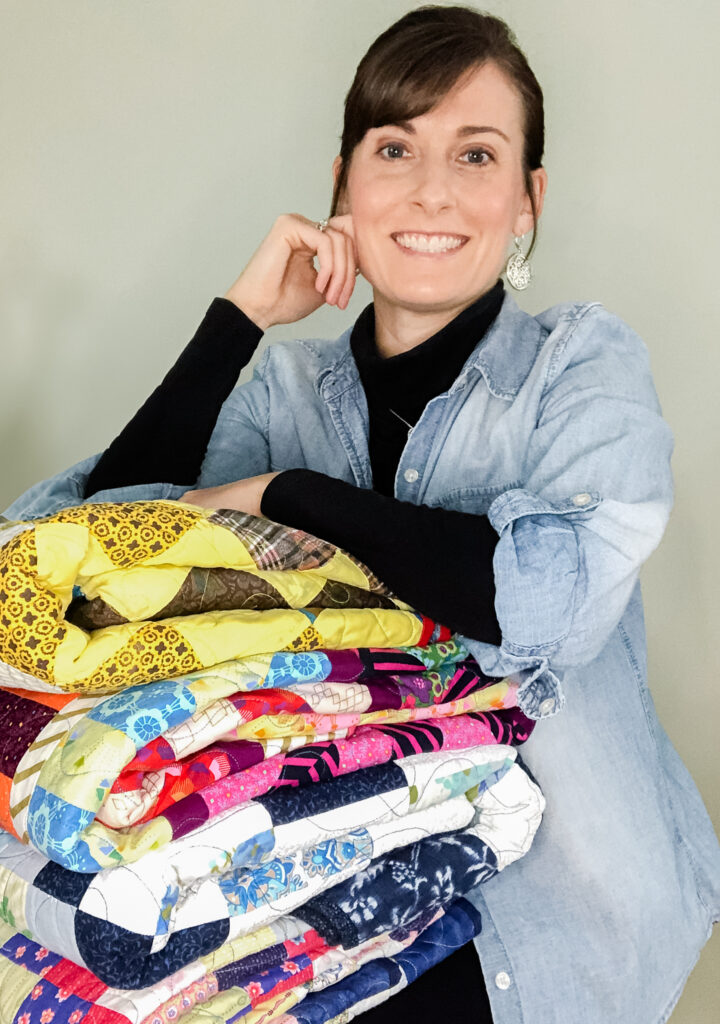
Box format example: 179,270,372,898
394,233,465,253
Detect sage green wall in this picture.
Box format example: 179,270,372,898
1,1,717,1017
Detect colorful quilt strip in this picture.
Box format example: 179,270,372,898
0,896,480,1024
0,747,537,988
24,705,533,873
99,669,520,830
154,900,481,1024
0,638,474,846
0,502,451,696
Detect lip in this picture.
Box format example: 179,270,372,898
390,231,469,257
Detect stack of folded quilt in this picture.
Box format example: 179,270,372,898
0,501,544,1024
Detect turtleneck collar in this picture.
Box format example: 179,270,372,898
350,279,504,420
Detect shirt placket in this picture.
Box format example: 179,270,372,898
393,374,476,502
317,365,373,489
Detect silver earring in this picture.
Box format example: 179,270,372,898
505,236,532,290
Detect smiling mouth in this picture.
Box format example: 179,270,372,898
391,232,469,255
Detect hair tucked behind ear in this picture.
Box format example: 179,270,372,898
330,5,545,258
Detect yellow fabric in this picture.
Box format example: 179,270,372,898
0,502,425,695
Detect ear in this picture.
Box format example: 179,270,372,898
332,154,342,187
512,166,548,239
332,155,351,215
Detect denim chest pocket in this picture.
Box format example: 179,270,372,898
426,483,521,516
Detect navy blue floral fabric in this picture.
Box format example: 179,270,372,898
301,826,498,948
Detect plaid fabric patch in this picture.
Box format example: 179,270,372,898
208,511,342,573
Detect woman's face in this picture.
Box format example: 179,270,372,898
334,62,547,317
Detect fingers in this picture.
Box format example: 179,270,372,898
324,226,348,306
312,229,335,294
337,232,358,309
314,216,359,309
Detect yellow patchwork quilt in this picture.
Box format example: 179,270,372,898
0,501,433,695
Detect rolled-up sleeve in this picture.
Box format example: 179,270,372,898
460,307,674,718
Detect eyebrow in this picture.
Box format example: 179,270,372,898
383,120,510,144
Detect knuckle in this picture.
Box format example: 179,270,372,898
275,212,299,229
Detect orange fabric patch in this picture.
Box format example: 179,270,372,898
0,773,19,838
0,687,76,711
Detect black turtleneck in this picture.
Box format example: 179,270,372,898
349,279,504,494
84,290,503,643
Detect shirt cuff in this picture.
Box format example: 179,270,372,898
488,488,601,534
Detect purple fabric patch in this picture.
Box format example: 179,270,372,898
316,649,365,682
0,692,56,777
163,791,209,839
364,681,401,711
213,740,265,774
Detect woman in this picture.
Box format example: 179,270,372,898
5,6,719,1023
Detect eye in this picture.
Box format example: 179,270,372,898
378,142,408,160
461,148,493,166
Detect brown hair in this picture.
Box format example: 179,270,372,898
330,5,545,258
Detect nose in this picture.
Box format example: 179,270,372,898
407,155,456,215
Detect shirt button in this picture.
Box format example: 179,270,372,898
495,971,512,990
539,697,556,715
572,492,592,507
404,468,419,483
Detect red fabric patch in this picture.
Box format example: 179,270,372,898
44,961,107,1002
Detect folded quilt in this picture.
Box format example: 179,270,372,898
0,899,479,1024
100,658,521,829
18,705,532,873
0,639,532,871
0,500,546,1023
4,638,473,847
268,899,483,1024
0,761,541,1018
160,900,482,1024
0,503,449,696
0,746,529,988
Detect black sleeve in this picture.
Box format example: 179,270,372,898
83,298,264,497
261,469,500,645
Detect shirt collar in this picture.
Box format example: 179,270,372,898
317,289,546,403
348,280,504,413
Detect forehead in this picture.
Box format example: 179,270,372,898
374,62,525,143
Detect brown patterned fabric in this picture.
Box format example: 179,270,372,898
67,567,399,630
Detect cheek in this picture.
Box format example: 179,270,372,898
350,189,387,231
470,187,519,228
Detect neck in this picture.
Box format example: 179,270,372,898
372,289,493,358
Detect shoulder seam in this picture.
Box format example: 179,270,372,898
543,302,610,388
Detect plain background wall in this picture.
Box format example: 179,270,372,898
1,0,717,1017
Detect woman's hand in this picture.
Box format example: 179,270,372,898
179,472,281,516
224,213,360,330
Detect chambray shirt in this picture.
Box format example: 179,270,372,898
6,293,720,1024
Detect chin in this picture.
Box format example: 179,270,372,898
395,276,472,299
392,292,470,313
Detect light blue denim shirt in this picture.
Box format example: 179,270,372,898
5,293,720,1023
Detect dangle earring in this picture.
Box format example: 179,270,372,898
505,235,532,291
